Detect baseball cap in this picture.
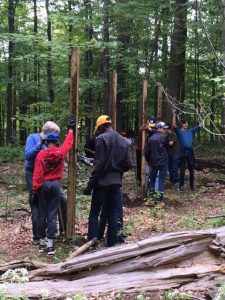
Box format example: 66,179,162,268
148,116,157,128
156,122,169,129
46,132,59,142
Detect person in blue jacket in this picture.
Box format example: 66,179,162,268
173,115,203,192
25,121,67,245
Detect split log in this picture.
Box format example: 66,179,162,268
2,227,225,299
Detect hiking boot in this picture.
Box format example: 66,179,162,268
39,244,46,253
178,186,184,192
148,190,155,199
32,239,40,246
155,192,163,202
47,247,56,255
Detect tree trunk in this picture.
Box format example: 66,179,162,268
6,0,16,145
46,0,54,103
222,0,225,134
116,12,130,132
84,0,93,139
166,0,187,122
33,0,39,104
2,227,225,298
102,0,110,114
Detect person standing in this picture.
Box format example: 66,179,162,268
166,124,180,186
83,115,132,247
25,121,67,245
145,122,169,202
32,115,75,255
173,115,203,191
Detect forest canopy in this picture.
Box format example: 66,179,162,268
0,0,224,145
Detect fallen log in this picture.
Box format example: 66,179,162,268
2,227,225,299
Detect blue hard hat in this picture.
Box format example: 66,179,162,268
46,132,59,142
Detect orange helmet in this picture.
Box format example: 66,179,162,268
95,115,112,131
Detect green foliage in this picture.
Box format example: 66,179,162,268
214,283,225,300
0,268,28,284
0,147,24,164
163,289,194,300
207,217,225,228
149,206,166,219
176,216,201,230
72,295,87,300
136,295,150,300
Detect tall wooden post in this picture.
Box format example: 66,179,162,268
157,83,163,121
109,70,117,129
67,48,79,239
141,80,148,199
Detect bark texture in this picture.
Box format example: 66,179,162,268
2,227,225,299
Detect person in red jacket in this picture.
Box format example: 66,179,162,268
33,115,76,255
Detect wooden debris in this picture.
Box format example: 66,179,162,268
1,227,225,299
67,238,98,260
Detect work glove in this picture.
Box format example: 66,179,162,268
83,183,93,195
68,115,76,129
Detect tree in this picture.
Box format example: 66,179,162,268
166,0,188,122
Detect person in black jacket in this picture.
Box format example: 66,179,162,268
83,115,132,247
145,122,169,202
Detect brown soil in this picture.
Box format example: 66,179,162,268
0,159,224,299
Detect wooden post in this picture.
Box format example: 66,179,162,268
66,48,79,239
109,70,117,130
157,83,163,121
141,80,148,199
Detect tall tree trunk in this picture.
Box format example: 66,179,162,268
161,6,169,85
33,0,39,103
6,0,16,145
84,0,93,139
210,59,216,143
102,0,110,113
46,0,54,103
68,0,72,80
166,0,187,122
222,0,225,134
116,7,130,132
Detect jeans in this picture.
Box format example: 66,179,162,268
38,180,60,239
179,148,195,189
149,164,168,193
88,185,122,247
168,153,179,184
26,169,39,241
25,169,67,239
58,188,67,233
98,191,124,243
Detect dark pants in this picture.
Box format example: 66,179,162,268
149,164,168,193
25,169,67,240
26,169,39,241
38,180,60,239
168,153,179,184
98,191,124,244
179,148,195,189
88,185,122,247
136,149,141,185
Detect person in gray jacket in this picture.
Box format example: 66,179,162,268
83,115,132,247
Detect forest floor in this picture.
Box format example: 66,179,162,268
1,147,225,299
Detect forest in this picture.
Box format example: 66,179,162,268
2,0,225,299
0,0,225,145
